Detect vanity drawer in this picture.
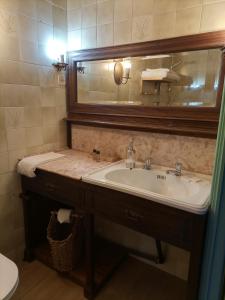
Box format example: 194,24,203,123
22,171,84,208
90,189,193,249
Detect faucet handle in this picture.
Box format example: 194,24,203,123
144,157,152,170
175,162,182,174
128,138,135,152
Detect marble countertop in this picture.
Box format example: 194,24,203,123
37,149,114,180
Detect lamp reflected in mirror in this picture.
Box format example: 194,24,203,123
114,61,131,85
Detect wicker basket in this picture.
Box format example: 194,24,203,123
47,211,83,272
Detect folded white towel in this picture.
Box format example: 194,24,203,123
57,209,72,224
17,152,65,178
141,68,180,82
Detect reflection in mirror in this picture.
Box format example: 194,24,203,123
77,49,221,107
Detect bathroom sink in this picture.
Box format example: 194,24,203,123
83,161,211,214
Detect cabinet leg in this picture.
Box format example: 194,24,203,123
21,193,34,262
84,214,95,300
186,216,206,300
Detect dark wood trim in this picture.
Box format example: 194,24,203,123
66,30,225,139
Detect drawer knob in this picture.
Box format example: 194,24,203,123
124,209,143,223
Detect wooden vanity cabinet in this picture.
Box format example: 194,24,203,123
84,183,207,300
21,170,207,300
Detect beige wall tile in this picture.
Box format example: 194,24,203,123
51,0,67,9
38,43,52,66
0,152,9,174
82,4,97,28
53,6,67,30
0,173,18,197
0,108,5,130
4,107,24,128
114,0,132,22
56,105,66,125
114,20,132,45
20,41,39,64
0,0,67,262
202,0,222,2
67,0,81,10
133,0,154,17
68,9,81,30
0,35,20,60
42,107,57,125
39,67,57,87
24,107,42,127
82,26,97,48
97,23,113,47
37,0,53,25
132,15,153,42
17,0,37,18
43,125,58,143
175,6,202,36
6,128,26,151
38,22,53,45
18,15,38,43
68,29,82,50
57,123,67,147
97,0,114,25
154,0,177,13
25,126,43,147
0,130,8,153
41,87,56,107
20,63,40,85
0,9,18,37
22,86,41,107
201,2,225,32
177,0,203,9
54,27,67,43
0,61,21,84
153,12,176,39
0,84,24,107
8,148,26,172
55,88,66,106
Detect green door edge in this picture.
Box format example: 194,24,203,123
199,84,225,300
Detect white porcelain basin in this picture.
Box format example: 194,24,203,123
83,161,211,214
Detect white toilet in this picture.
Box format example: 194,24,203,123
0,254,19,300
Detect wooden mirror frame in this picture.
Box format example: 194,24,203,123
66,30,225,139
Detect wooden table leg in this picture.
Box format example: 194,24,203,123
21,192,34,261
84,213,95,300
186,215,206,300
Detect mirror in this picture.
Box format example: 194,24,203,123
77,48,221,107
67,30,225,138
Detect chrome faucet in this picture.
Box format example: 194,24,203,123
166,162,182,176
125,139,136,169
143,158,152,170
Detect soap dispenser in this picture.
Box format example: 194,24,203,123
125,138,136,169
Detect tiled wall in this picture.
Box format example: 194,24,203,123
67,0,225,50
0,0,67,261
72,125,216,175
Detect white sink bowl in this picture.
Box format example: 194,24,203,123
83,161,211,214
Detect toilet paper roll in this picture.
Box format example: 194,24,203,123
57,209,72,224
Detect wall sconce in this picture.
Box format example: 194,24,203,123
52,54,68,72
77,62,85,74
114,61,131,85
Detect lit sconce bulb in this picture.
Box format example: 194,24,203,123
123,60,131,79
46,39,66,62
123,61,131,70
108,62,115,71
